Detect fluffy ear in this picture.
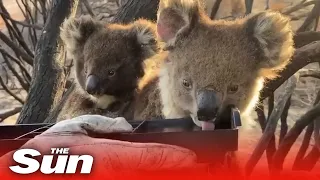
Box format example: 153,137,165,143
132,19,160,58
156,0,202,49
245,11,295,73
60,15,105,58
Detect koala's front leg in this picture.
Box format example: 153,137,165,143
56,90,102,122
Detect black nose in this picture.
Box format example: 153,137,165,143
196,89,220,121
85,75,99,95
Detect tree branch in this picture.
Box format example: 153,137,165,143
245,0,254,14
111,0,159,24
0,76,25,104
210,0,222,19
1,52,30,91
299,69,320,79
292,123,314,170
0,107,23,122
245,75,299,176
297,0,320,32
314,117,320,151
16,0,79,124
294,31,320,48
0,1,35,57
281,0,316,15
261,41,320,100
0,12,43,30
0,31,33,66
0,47,31,83
298,146,320,171
279,96,291,143
271,103,320,172
81,0,95,17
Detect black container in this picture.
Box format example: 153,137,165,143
0,108,241,164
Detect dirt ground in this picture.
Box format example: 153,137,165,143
0,0,319,174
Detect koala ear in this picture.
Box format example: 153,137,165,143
156,0,202,49
60,15,105,58
245,11,295,72
132,19,160,58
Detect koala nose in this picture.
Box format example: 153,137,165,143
196,89,220,121
85,75,99,95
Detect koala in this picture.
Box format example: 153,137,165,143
133,0,294,129
56,15,160,121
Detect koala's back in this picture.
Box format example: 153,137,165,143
130,52,168,121
133,77,163,120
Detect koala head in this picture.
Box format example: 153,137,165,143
60,16,159,103
156,0,294,127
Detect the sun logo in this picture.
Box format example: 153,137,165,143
9,148,93,174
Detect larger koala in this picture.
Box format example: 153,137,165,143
57,16,159,121
133,0,294,128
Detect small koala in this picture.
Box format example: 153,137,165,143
133,0,295,128
56,15,160,121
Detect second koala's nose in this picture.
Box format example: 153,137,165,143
85,75,99,95
196,89,220,121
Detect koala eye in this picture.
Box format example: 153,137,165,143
227,85,239,94
182,79,192,89
108,69,115,77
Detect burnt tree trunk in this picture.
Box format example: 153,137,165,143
112,0,159,24
16,0,80,124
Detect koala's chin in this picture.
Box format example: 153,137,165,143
88,94,117,110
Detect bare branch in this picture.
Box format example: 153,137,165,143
0,48,31,82
0,31,33,65
272,103,320,172
261,41,320,99
265,0,270,10
210,0,222,19
279,96,291,143
292,123,314,170
265,93,277,169
0,107,23,122
291,90,320,170
313,6,320,31
0,12,43,30
298,146,320,171
0,76,24,104
255,98,276,168
294,31,320,48
81,0,95,17
0,1,35,57
299,69,320,79
289,11,309,21
245,75,299,176
20,0,38,49
256,99,267,130
314,117,320,151
112,0,159,24
281,0,316,15
1,52,30,91
297,0,320,32
15,0,28,19
268,94,274,117
245,0,254,14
